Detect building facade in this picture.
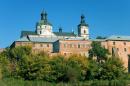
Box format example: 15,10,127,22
11,10,130,71
94,36,130,69
0,48,4,53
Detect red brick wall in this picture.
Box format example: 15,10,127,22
59,40,91,56
101,40,130,69
14,40,130,71
15,42,53,53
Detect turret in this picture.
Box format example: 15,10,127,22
78,14,89,39
36,10,53,36
41,10,47,21
59,27,62,33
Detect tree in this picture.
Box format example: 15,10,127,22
14,49,50,80
43,54,89,82
86,60,99,80
0,45,126,82
0,46,50,80
89,41,109,62
86,57,126,80
9,46,32,60
67,55,89,81
98,57,126,80
0,49,11,79
43,56,66,82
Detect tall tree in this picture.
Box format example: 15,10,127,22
89,41,109,62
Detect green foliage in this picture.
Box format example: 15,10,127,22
89,41,109,62
0,46,89,82
99,57,126,80
87,57,126,80
86,60,99,80
13,50,49,80
88,41,126,80
0,45,127,83
0,78,129,86
9,46,32,60
43,55,89,82
0,50,11,78
67,55,89,81
43,56,66,82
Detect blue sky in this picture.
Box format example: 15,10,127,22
0,0,130,48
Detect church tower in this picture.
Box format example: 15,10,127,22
78,14,89,39
36,10,54,36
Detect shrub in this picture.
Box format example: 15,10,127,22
0,46,127,83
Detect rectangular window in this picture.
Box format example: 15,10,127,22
124,42,126,45
124,48,127,52
78,44,80,48
117,48,119,51
47,44,49,47
64,53,66,56
113,42,115,45
40,44,43,47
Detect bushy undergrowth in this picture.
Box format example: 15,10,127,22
0,45,128,83
0,78,129,86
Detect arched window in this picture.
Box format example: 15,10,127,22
40,31,42,34
84,30,86,34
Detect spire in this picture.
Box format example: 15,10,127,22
59,27,62,33
79,14,88,26
80,14,86,24
41,10,48,21
37,9,52,26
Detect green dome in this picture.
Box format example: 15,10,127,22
78,14,88,27
37,20,52,26
37,10,52,26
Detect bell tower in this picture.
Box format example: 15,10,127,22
36,10,54,36
78,14,89,39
